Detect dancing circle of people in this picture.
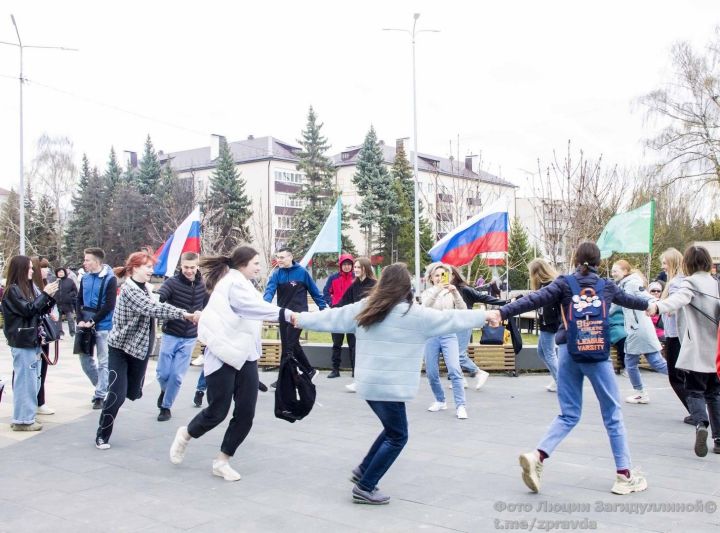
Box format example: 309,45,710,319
2,241,720,505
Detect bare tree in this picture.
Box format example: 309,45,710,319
639,27,720,191
29,134,77,263
529,142,626,268
250,192,275,280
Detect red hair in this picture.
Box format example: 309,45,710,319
114,252,156,278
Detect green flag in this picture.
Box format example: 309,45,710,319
597,200,655,259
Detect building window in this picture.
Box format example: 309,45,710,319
275,192,305,208
274,170,305,184
275,215,295,230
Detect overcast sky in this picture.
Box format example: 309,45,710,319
1,1,717,196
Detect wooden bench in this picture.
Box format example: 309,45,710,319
259,340,282,368
423,344,517,376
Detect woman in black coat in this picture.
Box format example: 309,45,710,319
54,267,78,337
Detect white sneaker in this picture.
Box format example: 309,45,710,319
519,450,543,493
169,426,191,464
212,460,242,481
345,382,357,393
427,401,447,412
545,381,557,392
475,370,489,390
447,377,469,389
625,390,649,404
611,468,648,495
456,405,468,419
191,355,204,366
36,405,55,415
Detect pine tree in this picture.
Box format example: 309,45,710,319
507,217,533,290
203,139,252,253
136,135,161,196
287,107,355,272
352,126,394,256
0,188,20,264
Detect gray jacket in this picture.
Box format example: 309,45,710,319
657,272,720,373
618,273,661,355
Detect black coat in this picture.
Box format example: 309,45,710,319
55,276,78,312
157,271,208,338
337,277,377,307
1,285,55,348
458,285,506,309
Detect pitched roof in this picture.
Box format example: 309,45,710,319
159,136,301,171
331,143,516,188
0,187,11,196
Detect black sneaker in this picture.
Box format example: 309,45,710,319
157,408,172,422
270,381,277,389
157,390,165,409
193,390,204,407
95,437,111,450
92,398,103,410
258,382,268,393
327,369,341,379
714,439,720,454
684,415,696,426
695,424,709,457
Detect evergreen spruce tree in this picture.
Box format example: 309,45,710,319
352,126,394,256
203,139,252,254
33,195,59,262
64,154,94,263
507,217,533,290
0,188,20,264
287,107,355,273
23,182,39,256
136,135,161,195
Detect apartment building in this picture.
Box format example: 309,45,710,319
158,134,516,264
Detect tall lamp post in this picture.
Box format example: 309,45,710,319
383,13,439,295
1,15,77,254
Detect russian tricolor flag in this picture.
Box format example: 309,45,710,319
428,201,509,266
153,206,201,277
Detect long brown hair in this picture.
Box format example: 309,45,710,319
573,241,601,275
4,255,34,301
201,245,258,292
356,263,413,328
449,265,468,287
528,258,558,290
30,256,46,290
682,245,712,275
354,257,375,281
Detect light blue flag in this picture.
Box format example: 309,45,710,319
299,198,342,268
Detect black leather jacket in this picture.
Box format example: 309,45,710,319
1,285,55,348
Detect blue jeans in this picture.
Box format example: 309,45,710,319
425,334,466,407
197,370,207,392
456,328,480,375
11,346,41,424
537,330,559,382
156,334,196,409
538,344,631,470
79,330,111,400
357,401,409,492
625,351,668,391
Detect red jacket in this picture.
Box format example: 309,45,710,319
323,254,355,307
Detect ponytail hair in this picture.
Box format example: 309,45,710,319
201,245,258,292
572,241,601,275
114,252,155,278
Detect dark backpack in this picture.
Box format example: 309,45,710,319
274,309,316,423
561,275,610,363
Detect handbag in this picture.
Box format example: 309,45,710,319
480,324,505,345
39,315,61,344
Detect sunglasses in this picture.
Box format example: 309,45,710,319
649,289,661,293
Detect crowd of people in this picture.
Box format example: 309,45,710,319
1,240,719,505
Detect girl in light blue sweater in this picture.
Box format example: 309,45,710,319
293,263,488,505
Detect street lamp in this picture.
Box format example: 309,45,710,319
1,15,77,255
383,14,439,295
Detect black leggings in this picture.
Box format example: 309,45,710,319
665,337,690,412
187,360,259,456
97,346,149,441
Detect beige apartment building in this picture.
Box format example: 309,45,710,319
158,134,516,265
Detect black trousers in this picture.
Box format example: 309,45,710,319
613,337,626,371
97,346,149,441
684,370,720,439
665,337,690,413
331,333,356,371
187,360,259,456
280,321,313,374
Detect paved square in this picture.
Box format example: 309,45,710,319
1,337,718,532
